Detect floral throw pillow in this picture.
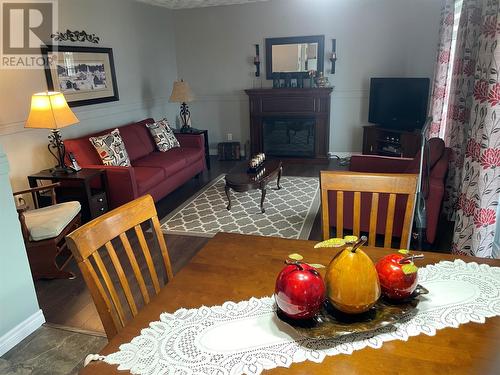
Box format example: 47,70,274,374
146,119,180,152
89,128,131,167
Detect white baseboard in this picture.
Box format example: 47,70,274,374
0,309,45,356
328,151,361,159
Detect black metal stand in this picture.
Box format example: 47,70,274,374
48,129,74,175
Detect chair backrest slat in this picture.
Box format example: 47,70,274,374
321,188,331,239
353,191,361,237
384,193,397,248
91,251,127,327
66,195,173,339
80,259,120,338
119,232,151,304
152,216,174,280
368,192,379,247
401,192,416,249
320,171,418,248
105,241,139,317
336,191,344,238
134,224,161,294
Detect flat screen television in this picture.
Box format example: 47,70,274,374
368,78,430,131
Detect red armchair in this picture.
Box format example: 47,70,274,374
346,138,450,244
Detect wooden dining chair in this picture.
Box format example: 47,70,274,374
66,194,173,339
320,171,418,249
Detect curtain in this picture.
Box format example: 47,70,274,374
443,0,483,217
444,0,500,257
428,0,457,138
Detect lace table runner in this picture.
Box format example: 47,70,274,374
90,260,500,375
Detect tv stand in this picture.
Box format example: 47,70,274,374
362,125,421,158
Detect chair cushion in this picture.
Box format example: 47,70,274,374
146,119,180,152
134,167,166,195
133,148,203,177
89,129,131,167
24,201,81,241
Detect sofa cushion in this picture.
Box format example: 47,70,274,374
134,166,166,195
133,148,203,177
146,119,180,152
117,120,156,161
89,129,131,167
182,147,205,165
24,201,81,241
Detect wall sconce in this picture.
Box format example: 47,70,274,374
330,39,337,74
254,44,261,77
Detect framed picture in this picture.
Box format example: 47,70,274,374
41,45,119,107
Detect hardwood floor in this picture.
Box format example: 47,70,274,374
33,157,451,334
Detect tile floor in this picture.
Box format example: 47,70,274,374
0,325,106,375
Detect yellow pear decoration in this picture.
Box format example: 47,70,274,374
324,236,381,314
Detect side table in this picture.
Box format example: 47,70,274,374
174,129,211,170
27,169,109,223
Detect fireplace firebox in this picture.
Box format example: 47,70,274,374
263,118,315,158
245,88,332,160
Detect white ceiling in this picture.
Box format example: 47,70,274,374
137,0,271,10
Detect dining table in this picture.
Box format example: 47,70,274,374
80,232,500,374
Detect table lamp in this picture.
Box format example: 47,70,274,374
25,92,79,174
169,80,195,133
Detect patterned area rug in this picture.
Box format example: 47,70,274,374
160,175,320,239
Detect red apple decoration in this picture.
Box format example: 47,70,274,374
275,262,326,319
375,252,423,300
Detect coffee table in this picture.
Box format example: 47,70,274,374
224,160,283,213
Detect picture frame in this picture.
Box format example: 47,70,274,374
41,45,119,107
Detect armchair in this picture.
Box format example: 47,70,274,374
348,138,450,244
13,182,81,280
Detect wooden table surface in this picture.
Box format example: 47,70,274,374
80,233,500,375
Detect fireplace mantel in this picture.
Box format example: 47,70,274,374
245,88,332,160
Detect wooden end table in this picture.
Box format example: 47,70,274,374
224,160,283,213
27,168,109,223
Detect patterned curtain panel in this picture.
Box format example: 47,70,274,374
443,0,483,217
429,0,456,138
445,0,500,257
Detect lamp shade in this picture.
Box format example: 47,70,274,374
25,92,79,129
169,80,194,103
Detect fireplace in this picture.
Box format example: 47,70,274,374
245,88,332,160
263,118,315,158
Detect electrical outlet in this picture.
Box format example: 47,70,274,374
227,133,233,141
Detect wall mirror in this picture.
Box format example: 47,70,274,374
265,35,325,79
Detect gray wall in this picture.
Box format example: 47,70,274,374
0,144,41,352
172,0,441,154
0,0,179,191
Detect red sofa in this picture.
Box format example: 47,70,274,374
64,118,206,208
328,138,450,245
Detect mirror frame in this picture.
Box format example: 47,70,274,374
265,35,325,80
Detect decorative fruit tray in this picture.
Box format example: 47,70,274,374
277,285,429,339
